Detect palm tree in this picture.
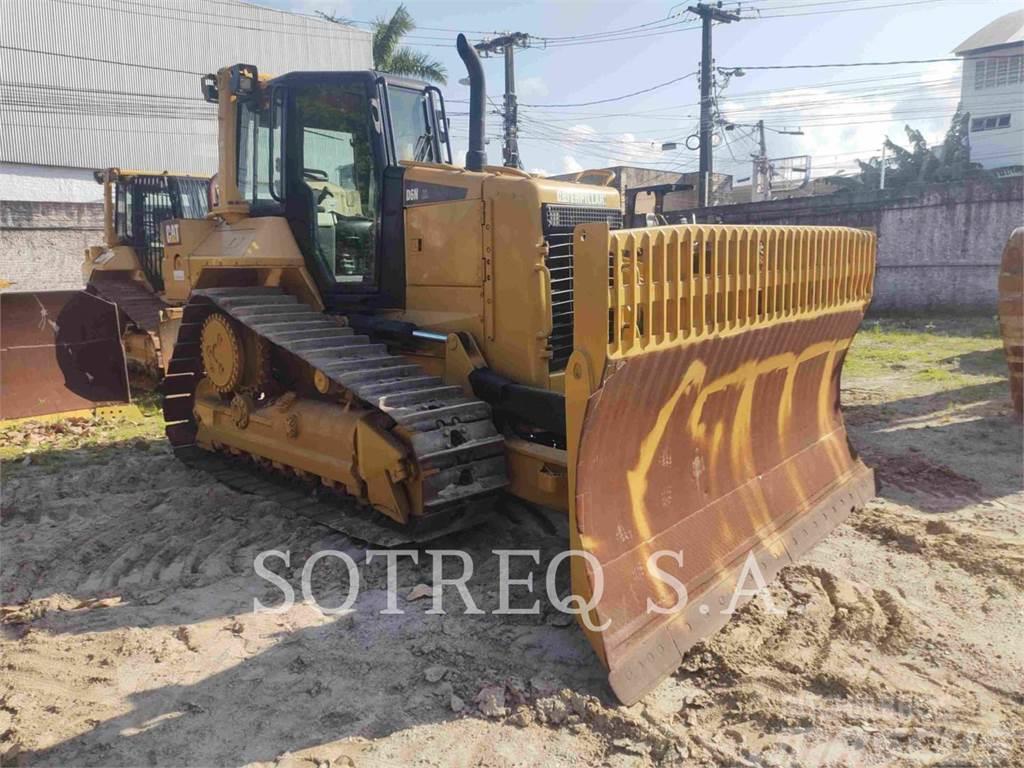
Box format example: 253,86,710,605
371,4,447,84
317,6,447,85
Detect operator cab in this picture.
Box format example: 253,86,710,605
209,66,452,310
100,170,209,291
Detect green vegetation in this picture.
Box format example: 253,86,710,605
0,392,165,468
828,106,987,190
319,4,447,84
845,316,1007,400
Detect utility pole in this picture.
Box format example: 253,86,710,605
879,140,887,190
475,32,529,168
752,119,769,202
689,2,740,208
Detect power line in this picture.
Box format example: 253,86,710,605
752,0,950,18
538,24,702,48
0,43,204,76
49,0,457,47
727,57,963,70
521,72,697,108
537,11,692,41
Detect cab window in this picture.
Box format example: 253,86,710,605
237,96,282,206
295,83,377,287
115,183,132,241
389,87,437,163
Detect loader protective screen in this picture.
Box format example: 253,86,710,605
294,84,378,288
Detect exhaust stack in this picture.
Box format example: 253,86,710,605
456,34,487,172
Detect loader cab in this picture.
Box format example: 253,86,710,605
227,67,452,311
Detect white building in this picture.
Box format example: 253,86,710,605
0,0,372,203
954,10,1024,172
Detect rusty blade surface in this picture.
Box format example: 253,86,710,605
998,227,1023,414
572,310,874,704
0,291,130,420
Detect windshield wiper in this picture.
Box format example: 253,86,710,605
412,133,433,162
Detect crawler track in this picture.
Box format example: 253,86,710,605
87,273,167,336
161,287,508,544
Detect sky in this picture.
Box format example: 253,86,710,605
257,0,1023,181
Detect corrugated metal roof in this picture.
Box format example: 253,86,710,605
0,0,372,175
954,9,1024,55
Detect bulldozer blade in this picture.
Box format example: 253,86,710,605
566,224,877,704
998,227,1023,414
1,291,130,421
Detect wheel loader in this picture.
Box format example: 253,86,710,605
0,169,208,422
160,36,877,704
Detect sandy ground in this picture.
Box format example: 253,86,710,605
1,317,1022,768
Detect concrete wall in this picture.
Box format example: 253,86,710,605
0,200,102,293
670,177,1024,314
0,164,103,204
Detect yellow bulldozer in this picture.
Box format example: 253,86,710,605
83,168,210,383
158,37,877,704
0,169,209,421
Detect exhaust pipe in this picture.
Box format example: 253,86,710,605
457,33,487,172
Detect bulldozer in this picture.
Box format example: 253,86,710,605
159,37,877,704
83,168,210,383
0,169,209,422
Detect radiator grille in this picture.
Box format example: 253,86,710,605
541,204,622,372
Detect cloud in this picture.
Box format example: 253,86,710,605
717,59,963,177
517,77,548,100
560,124,664,170
562,155,584,173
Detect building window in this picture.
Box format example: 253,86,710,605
971,114,1012,132
974,55,1024,89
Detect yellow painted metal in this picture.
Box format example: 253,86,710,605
505,438,569,511
395,164,619,392
590,225,876,357
200,314,244,393
121,329,159,375
0,404,142,427
161,217,323,310
193,380,412,522
209,67,253,223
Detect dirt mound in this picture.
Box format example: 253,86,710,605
699,564,918,690
850,505,1024,588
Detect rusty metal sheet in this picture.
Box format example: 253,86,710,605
574,310,874,703
998,228,1023,414
0,291,130,420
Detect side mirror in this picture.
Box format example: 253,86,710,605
200,74,218,104
229,64,259,97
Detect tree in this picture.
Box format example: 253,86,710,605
829,104,982,190
372,5,447,84
319,6,447,85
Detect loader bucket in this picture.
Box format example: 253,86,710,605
565,224,877,704
0,291,130,421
